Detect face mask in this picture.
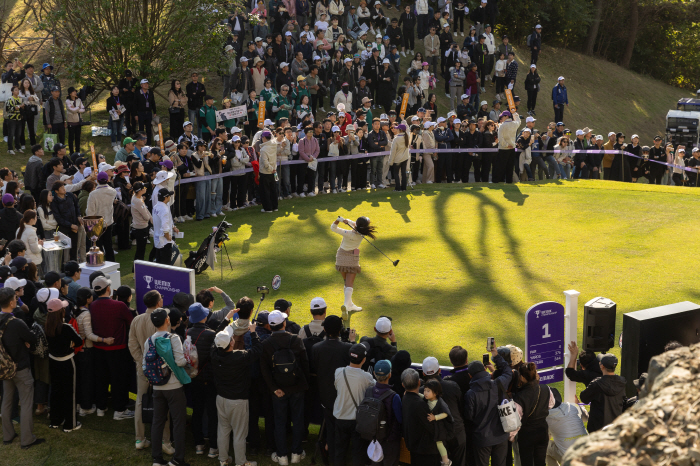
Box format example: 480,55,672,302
342,85,349,92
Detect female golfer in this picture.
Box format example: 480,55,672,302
332,216,376,313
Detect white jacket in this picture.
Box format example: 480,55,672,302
497,114,521,149
18,225,42,265
388,133,410,165
673,155,686,175
519,145,532,172
416,0,429,15
259,139,278,174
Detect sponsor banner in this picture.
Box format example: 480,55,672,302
216,105,247,123
526,301,565,369
134,260,195,314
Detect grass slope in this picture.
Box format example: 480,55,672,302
4,180,700,466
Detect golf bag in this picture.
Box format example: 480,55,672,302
184,221,232,274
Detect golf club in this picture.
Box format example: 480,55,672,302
338,216,400,267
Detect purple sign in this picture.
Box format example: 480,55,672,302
134,260,195,314
525,301,565,369
538,367,564,385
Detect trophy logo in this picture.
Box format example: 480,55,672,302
144,275,153,289
535,310,540,318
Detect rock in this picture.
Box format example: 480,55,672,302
562,344,700,465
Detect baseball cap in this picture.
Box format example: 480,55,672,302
597,353,618,370
157,189,174,201
310,297,327,311
349,343,368,364
422,356,440,376
558,76,565,81
374,360,392,377
0,266,16,280
93,276,112,292
44,271,62,287
122,137,135,146
35,287,59,304
321,315,343,334
525,116,536,123
256,310,270,325
3,277,27,290
150,308,169,327
9,257,27,270
47,298,69,313
375,317,392,334
437,117,446,123
214,329,233,349
2,193,14,206
160,159,174,169
97,172,109,182
268,310,288,326
575,129,584,136
274,299,292,311
500,110,512,118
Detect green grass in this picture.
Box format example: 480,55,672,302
5,180,700,465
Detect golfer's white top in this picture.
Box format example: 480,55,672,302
331,220,362,251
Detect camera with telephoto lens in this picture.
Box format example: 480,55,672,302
340,326,351,342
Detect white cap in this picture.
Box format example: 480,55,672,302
338,112,346,117
153,170,175,185
313,55,321,61
453,119,462,125
558,76,565,81
60,174,72,181
140,79,149,84
437,117,446,123
255,36,263,42
310,297,327,310
522,127,531,133
98,162,115,173
232,135,241,142
83,167,92,177
631,134,639,139
280,62,289,68
382,58,390,64
447,111,456,118
285,31,293,36
678,148,686,153
344,58,352,63
525,116,536,123
240,57,248,62
575,129,584,136
183,120,193,127
480,100,487,106
214,330,232,349
693,147,699,153
443,23,450,28
331,125,340,132
264,119,274,126
375,317,392,333
535,24,542,29
3,277,27,290
36,287,59,303
530,64,536,68
608,131,616,137
230,126,242,134
423,121,433,129
411,116,419,121
422,357,440,375
481,0,487,3
461,94,468,100
595,135,604,141
268,310,288,326
380,113,388,120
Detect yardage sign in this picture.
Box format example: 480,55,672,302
525,301,565,369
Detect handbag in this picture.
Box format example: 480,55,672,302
169,106,182,114
496,380,521,433
141,385,154,424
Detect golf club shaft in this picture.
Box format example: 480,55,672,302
340,217,397,264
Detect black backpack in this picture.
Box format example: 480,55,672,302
271,335,301,387
301,325,325,374
361,339,384,375
355,384,395,441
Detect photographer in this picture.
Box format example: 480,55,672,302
312,315,354,464
565,342,601,388
194,286,237,331
360,316,397,374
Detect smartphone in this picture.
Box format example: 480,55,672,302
257,286,270,295
487,337,495,352
482,353,489,365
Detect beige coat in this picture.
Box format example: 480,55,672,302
18,225,42,265
259,139,278,174
128,308,169,376
86,184,117,227
424,34,440,58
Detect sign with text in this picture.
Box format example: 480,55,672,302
257,101,265,127
538,366,564,385
525,301,565,369
399,93,409,119
134,260,195,314
216,105,247,123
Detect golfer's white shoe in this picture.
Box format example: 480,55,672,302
342,286,363,313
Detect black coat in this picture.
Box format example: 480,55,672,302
513,380,550,437
134,89,156,114
117,78,138,106
580,374,627,433
565,365,603,387
424,376,465,440
186,323,218,383
524,71,540,92
402,391,439,455
231,67,254,94
51,192,80,228
0,207,22,242
0,313,36,371
211,331,263,400
311,338,352,410
260,331,311,393
185,81,207,110
428,397,454,442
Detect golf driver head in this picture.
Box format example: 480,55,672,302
393,260,400,267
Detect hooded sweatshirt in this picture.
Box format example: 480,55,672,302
579,374,627,433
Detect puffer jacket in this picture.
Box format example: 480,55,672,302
51,192,80,229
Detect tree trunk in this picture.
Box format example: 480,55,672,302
584,0,604,55
620,0,639,68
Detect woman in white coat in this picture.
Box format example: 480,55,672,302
388,123,411,191
17,209,43,270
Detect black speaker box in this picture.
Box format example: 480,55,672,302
621,301,700,396
583,297,617,352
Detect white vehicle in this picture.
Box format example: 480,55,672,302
666,95,700,151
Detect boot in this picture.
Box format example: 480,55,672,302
341,286,362,313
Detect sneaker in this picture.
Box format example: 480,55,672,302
162,442,175,455
96,409,106,417
332,189,337,193
8,150,15,155
427,180,433,184
113,409,135,420
319,107,326,112
291,452,306,464
453,32,457,36
3,136,7,142
79,405,96,416
208,448,219,458
291,193,299,198
152,458,168,466
136,439,152,450
273,209,278,212
184,215,193,220
21,438,45,450
307,192,315,197
378,184,386,188
371,184,376,189
167,460,190,466
113,250,118,255
271,453,288,466
401,51,406,57
17,148,24,153
220,458,233,466
461,32,465,36
64,421,82,433
196,445,206,455
285,195,293,199
445,93,450,98
299,192,306,198
211,213,218,217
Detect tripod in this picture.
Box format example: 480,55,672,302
213,216,234,281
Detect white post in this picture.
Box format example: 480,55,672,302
563,290,580,404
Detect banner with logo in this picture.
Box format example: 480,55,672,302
258,101,265,127
216,105,247,123
399,93,409,119
525,301,565,384
134,260,195,314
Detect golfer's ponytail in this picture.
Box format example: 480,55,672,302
355,216,377,239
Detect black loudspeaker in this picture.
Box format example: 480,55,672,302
621,301,700,396
583,297,617,353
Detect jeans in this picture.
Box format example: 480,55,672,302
530,156,549,179
110,116,124,144
137,112,153,145
210,177,223,215
392,161,408,190
318,159,336,191
195,178,212,219
469,92,480,112
6,119,22,151
543,155,561,178
522,163,533,180
558,163,571,179
370,155,384,186
272,391,304,457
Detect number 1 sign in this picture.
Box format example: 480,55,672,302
525,301,565,369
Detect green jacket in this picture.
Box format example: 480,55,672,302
260,88,278,113
292,86,311,108
273,95,293,121
199,104,217,134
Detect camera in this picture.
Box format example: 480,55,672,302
340,327,351,342
257,286,269,295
